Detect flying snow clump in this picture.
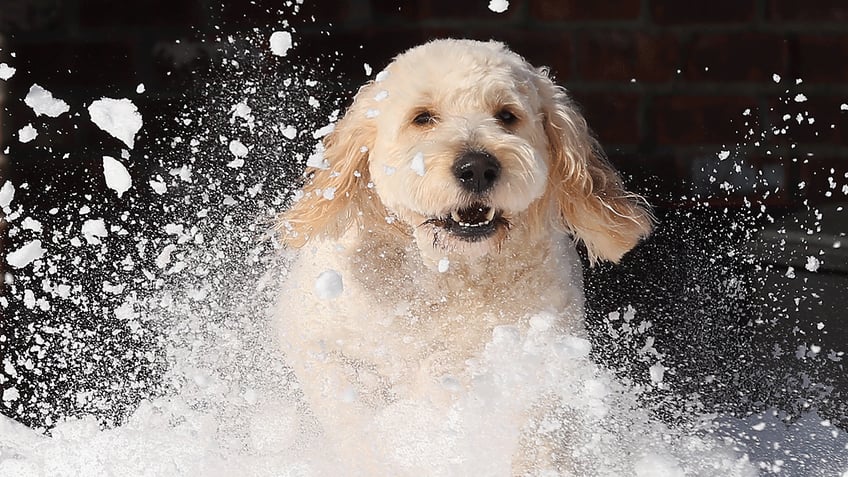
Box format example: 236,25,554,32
0,181,15,208
488,0,509,13
88,98,144,149
102,156,133,198
270,31,293,57
7,240,46,268
0,63,15,80
314,270,343,300
18,124,37,143
24,84,70,117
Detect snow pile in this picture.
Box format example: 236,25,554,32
88,98,144,149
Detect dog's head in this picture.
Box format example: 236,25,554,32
279,39,652,264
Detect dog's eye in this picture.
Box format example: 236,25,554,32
412,111,436,126
495,109,518,125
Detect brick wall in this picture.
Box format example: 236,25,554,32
1,0,847,210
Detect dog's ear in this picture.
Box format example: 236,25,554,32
277,84,382,248
533,68,653,264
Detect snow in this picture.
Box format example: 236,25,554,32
314,269,343,300
794,93,808,103
81,219,108,245
488,0,509,13
410,151,426,176
772,73,781,83
18,124,38,143
0,62,15,80
136,83,145,94
6,240,46,268
24,84,70,117
270,31,293,57
438,257,450,273
102,156,132,198
88,98,144,149
805,255,821,272
0,180,15,208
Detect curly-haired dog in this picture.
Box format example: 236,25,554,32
276,38,652,474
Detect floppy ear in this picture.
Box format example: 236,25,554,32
533,68,653,264
277,83,383,248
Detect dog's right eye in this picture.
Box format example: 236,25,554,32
412,111,436,126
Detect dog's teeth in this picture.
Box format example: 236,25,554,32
451,211,462,223
485,208,496,222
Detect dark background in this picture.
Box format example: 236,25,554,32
1,0,847,431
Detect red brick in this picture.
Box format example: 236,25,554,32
651,0,755,24
651,95,760,145
797,34,848,84
497,30,573,80
530,0,641,21
767,0,848,22
219,0,350,30
570,92,641,144
684,33,790,82
79,0,203,28
576,31,679,82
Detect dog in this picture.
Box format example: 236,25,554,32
275,38,653,475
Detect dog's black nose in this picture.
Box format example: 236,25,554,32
453,151,501,194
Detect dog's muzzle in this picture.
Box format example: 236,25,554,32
423,203,510,242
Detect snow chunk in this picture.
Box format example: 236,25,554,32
0,63,15,80
81,219,108,245
269,31,292,57
410,152,426,176
375,70,390,82
24,84,70,117
312,123,335,139
363,63,372,76
156,244,177,269
228,139,248,157
102,156,132,198
6,240,46,268
314,270,343,300
488,0,509,13
88,98,143,149
0,181,14,208
136,83,145,94
717,150,730,160
2,386,19,403
322,187,336,200
18,124,37,143
841,103,848,111
438,257,450,273
793,93,807,103
649,363,666,384
772,73,781,83
805,256,820,272
282,125,297,139
149,180,167,194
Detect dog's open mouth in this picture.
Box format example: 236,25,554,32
422,204,510,242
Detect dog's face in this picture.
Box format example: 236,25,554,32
280,39,652,264
365,41,550,255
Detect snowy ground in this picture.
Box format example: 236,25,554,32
1,8,847,477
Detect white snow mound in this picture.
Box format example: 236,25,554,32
24,84,70,117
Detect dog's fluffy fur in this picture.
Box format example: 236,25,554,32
276,39,652,474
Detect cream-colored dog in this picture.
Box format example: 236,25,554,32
276,38,652,475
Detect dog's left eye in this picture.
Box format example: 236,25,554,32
495,109,518,125
412,111,436,126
